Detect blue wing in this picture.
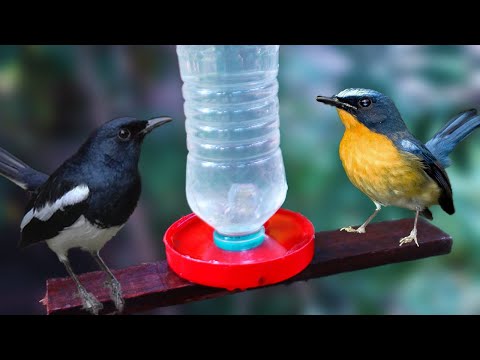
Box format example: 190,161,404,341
394,135,454,215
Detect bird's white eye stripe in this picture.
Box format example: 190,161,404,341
336,88,375,98
20,184,90,230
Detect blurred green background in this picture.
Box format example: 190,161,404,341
0,45,479,315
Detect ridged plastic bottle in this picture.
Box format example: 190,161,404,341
177,45,287,250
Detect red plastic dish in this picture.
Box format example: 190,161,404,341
163,208,315,291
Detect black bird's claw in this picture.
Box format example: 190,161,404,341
77,288,103,315
105,279,125,314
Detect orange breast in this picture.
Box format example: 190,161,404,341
337,110,440,210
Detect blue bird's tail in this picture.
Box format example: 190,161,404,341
0,146,48,192
426,109,480,168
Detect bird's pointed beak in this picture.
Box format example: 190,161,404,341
140,116,173,135
316,96,357,111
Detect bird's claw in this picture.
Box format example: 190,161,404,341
77,288,103,315
105,279,125,314
340,226,366,234
399,231,419,247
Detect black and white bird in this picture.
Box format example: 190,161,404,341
0,116,172,314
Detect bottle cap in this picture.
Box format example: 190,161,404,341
163,208,315,291
213,228,265,252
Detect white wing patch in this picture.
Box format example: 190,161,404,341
20,209,34,230
20,184,90,230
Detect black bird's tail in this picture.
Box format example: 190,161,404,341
0,147,48,192
426,109,480,168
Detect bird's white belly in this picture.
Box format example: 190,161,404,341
46,216,122,261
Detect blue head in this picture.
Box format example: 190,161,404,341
77,116,172,169
316,88,408,134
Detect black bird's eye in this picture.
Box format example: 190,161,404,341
359,98,372,108
118,128,131,141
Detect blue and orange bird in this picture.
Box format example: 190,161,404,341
316,89,480,246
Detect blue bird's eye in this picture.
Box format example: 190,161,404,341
118,128,131,141
359,98,372,108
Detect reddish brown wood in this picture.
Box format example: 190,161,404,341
43,218,452,315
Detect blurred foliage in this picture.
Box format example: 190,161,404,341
0,45,480,314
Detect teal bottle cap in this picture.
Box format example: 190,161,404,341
213,227,265,251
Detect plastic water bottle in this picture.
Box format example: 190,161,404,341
177,45,288,251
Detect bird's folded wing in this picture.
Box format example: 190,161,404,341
395,136,454,215
20,178,90,248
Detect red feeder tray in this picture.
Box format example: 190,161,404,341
163,208,315,291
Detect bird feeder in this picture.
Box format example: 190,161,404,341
163,45,315,290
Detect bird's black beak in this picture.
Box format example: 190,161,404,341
316,96,357,112
140,116,173,136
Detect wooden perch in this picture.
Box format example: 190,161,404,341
43,218,452,315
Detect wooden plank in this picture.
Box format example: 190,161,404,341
43,218,452,315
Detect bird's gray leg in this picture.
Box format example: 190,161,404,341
341,201,382,234
60,258,103,315
91,251,124,313
399,210,420,247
